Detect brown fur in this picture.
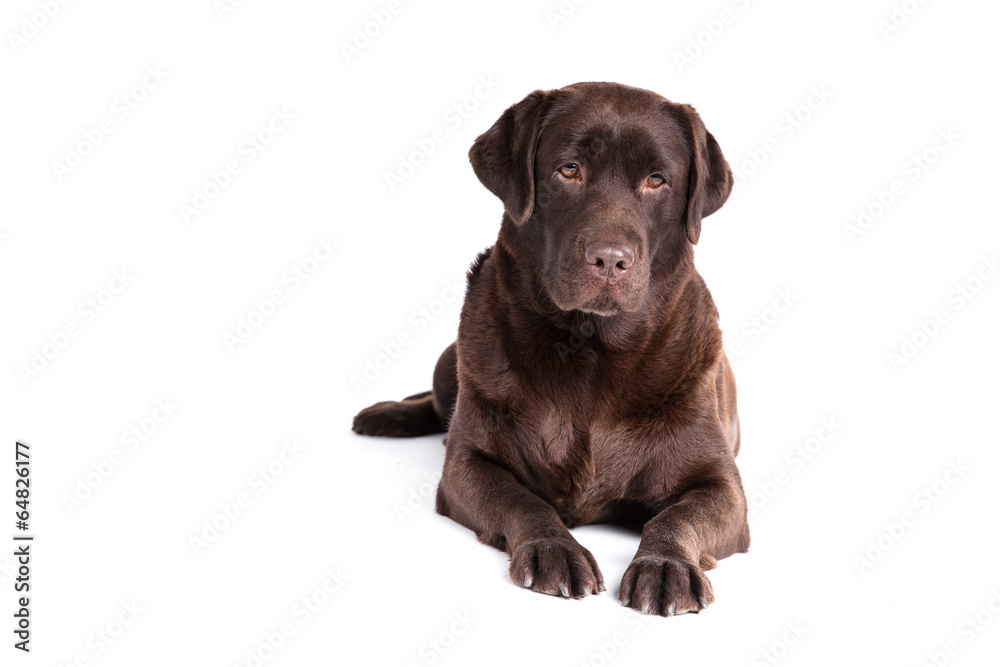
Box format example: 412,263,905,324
353,82,749,616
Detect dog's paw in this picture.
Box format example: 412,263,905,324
509,537,605,599
618,555,714,616
352,402,407,437
351,397,441,438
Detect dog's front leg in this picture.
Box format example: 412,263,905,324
437,448,605,598
619,468,749,616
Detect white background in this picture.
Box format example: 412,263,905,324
2,0,999,665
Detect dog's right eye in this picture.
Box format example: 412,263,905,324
559,163,580,179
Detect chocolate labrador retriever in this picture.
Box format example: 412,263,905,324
353,81,749,616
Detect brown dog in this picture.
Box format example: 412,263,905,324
353,82,749,616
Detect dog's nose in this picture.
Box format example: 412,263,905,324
585,242,635,283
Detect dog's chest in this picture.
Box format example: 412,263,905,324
535,407,583,468
532,405,664,521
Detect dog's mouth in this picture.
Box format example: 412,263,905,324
577,290,622,316
545,255,649,316
552,280,647,316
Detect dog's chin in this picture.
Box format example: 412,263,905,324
552,285,644,317
577,293,622,316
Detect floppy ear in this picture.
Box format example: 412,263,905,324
469,89,555,225
675,104,733,245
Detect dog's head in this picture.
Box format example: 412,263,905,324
470,82,733,316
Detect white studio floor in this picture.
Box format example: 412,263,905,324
3,1,999,665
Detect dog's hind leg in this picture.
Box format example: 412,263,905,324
351,342,457,437
352,392,443,437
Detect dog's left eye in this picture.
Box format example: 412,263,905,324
646,174,666,189
559,163,580,178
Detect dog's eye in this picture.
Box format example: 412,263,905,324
646,174,666,189
559,163,580,179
